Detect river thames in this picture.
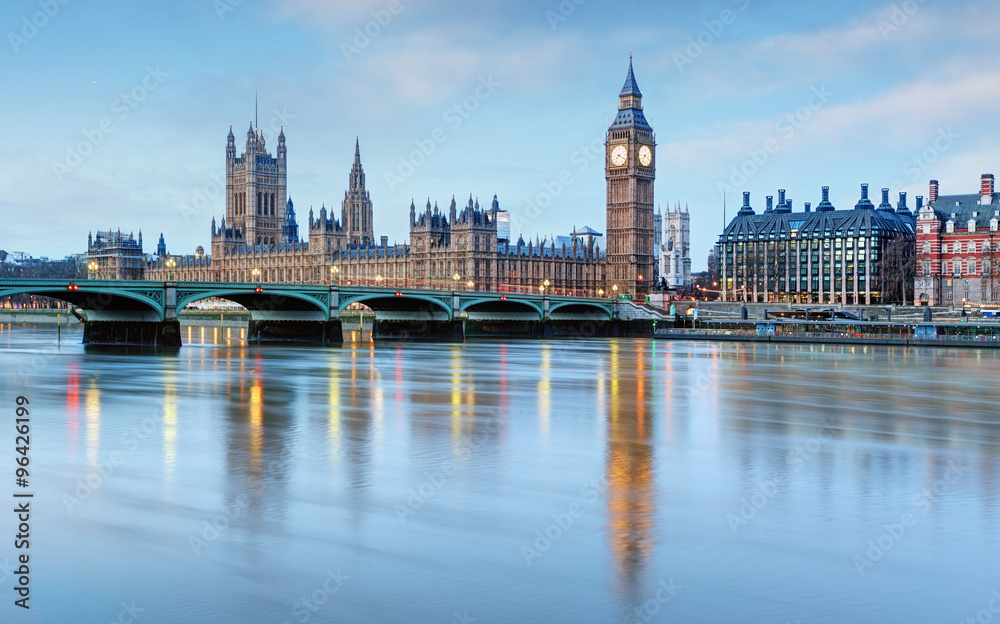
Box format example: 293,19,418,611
2,324,999,623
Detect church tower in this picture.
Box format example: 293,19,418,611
605,56,655,297
223,121,288,247
342,138,374,245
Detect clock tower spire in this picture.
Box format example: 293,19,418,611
606,55,655,297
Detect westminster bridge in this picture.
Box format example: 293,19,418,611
0,279,656,346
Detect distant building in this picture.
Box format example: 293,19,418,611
914,175,1000,306
660,203,691,288
87,229,145,280
716,185,915,304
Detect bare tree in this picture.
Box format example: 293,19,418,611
877,236,915,304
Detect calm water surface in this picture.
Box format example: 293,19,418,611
2,323,999,623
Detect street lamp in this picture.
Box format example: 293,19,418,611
598,288,604,297
376,275,383,286
330,265,339,285
87,260,97,279
453,272,460,290
166,257,176,281
612,284,618,298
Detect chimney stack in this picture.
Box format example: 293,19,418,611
766,195,773,212
804,202,811,213
929,179,939,203
778,189,786,207
981,174,994,205
916,195,924,210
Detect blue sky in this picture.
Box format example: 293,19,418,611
2,0,998,269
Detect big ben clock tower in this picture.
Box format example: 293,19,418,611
606,56,655,298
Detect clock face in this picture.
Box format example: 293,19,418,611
639,145,652,167
610,144,628,167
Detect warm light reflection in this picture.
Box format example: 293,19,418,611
450,345,463,440
604,339,657,605
66,365,80,453
248,378,263,473
538,344,551,436
85,378,101,465
163,369,178,486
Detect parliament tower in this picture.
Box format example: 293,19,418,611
224,122,288,247
606,57,655,297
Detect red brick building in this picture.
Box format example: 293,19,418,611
914,175,1000,306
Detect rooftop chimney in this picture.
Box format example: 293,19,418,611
929,179,939,203
778,189,786,207
981,174,994,205
916,195,924,210
878,187,894,212
804,202,811,213
765,195,773,212
816,186,835,212
896,192,912,216
739,191,754,215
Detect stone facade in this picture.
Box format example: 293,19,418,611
129,59,659,299
660,203,691,288
86,229,145,280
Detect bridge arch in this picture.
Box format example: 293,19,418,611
176,288,328,319
460,297,543,320
339,292,452,321
0,282,165,320
547,301,613,320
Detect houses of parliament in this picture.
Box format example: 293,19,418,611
92,60,660,298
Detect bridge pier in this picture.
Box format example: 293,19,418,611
372,319,464,342
247,319,343,344
83,319,182,347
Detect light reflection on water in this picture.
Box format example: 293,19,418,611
1,325,999,623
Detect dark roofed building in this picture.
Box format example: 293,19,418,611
717,184,915,304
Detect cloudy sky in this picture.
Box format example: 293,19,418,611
2,0,998,269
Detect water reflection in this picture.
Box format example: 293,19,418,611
604,340,658,607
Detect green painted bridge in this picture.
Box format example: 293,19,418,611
0,279,632,345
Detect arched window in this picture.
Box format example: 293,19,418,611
270,194,275,216
968,260,976,275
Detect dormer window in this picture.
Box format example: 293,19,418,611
968,220,977,233
992,218,999,232
946,220,955,233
